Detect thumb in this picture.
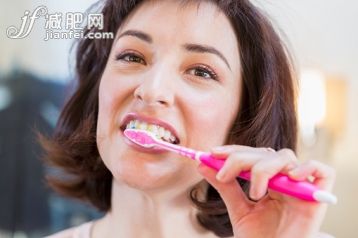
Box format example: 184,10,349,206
198,163,251,222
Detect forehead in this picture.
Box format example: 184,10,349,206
117,1,240,68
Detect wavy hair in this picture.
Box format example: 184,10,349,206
41,0,297,237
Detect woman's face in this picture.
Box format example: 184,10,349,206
97,1,241,192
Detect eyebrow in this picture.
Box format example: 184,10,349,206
117,29,231,70
117,30,153,43
183,43,231,70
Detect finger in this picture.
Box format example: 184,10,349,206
198,163,251,220
249,154,297,200
288,160,336,191
277,148,298,163
215,151,263,183
211,145,256,158
214,146,290,183
277,148,299,173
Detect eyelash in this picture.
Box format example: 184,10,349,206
115,51,146,65
115,52,219,81
187,65,218,81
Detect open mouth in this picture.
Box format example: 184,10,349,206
120,114,180,145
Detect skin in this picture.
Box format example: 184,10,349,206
94,1,335,238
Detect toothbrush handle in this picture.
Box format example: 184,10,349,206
156,140,198,160
199,153,318,202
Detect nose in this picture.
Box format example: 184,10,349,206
134,64,175,107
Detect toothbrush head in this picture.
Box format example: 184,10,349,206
124,129,158,148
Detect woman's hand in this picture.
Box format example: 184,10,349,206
197,145,336,238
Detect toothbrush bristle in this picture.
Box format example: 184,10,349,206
124,129,157,148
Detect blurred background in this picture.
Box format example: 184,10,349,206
0,0,357,237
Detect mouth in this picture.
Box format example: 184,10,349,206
120,113,180,145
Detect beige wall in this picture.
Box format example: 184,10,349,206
254,1,358,237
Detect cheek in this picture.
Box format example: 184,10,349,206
96,72,132,159
185,91,239,148
96,84,113,146
96,79,114,161
97,73,130,136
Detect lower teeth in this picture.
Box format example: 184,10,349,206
158,136,175,144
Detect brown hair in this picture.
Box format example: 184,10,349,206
41,0,297,237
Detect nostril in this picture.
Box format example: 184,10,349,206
133,84,173,107
135,94,143,101
134,91,167,106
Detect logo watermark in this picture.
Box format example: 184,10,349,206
6,6,114,41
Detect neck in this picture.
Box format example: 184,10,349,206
94,178,210,238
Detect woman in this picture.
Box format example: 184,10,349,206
44,0,335,237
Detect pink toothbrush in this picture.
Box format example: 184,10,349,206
124,129,337,204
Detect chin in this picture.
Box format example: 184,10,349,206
109,153,184,190
111,157,203,194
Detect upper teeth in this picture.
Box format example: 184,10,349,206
125,120,178,144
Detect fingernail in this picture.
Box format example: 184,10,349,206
212,146,228,153
289,168,299,178
216,169,226,182
286,163,297,171
250,187,258,200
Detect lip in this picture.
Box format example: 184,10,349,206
119,112,180,144
122,134,168,154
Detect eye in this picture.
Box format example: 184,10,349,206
186,65,218,81
115,52,146,65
